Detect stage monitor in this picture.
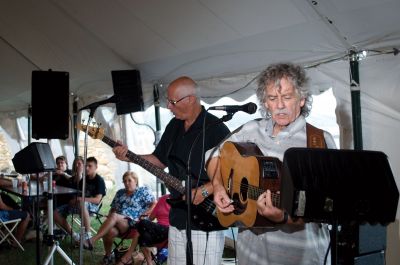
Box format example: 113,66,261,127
112,69,144,115
12,142,56,174
281,148,398,224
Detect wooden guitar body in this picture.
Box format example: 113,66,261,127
219,141,282,227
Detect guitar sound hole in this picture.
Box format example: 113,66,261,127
240,177,248,201
232,193,246,215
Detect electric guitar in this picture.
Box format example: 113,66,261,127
77,124,224,231
219,141,282,227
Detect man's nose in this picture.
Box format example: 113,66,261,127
277,97,285,108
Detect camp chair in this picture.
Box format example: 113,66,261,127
117,219,168,265
72,199,106,235
141,239,168,265
0,218,24,251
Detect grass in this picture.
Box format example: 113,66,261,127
0,186,130,265
0,187,236,264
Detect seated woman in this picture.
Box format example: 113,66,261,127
116,194,171,265
0,195,31,246
87,171,156,265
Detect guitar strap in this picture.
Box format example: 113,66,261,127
306,123,327,148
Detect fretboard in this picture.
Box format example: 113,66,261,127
101,135,186,194
247,184,280,208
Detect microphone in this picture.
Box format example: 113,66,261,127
79,95,118,111
209,102,257,114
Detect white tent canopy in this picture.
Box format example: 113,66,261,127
1,0,400,263
1,0,399,111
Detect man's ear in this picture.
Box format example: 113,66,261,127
300,97,305,107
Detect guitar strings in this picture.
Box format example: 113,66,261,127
223,179,281,203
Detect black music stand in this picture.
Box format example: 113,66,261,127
280,148,399,265
12,142,75,265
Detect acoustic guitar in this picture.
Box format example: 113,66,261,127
219,141,282,227
77,124,224,231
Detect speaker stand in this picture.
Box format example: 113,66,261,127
43,172,75,265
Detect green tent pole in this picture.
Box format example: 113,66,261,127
154,83,166,195
73,99,79,157
349,51,363,150
28,106,32,144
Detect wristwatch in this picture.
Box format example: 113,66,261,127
275,211,289,224
200,185,209,198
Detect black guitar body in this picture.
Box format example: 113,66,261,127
167,196,225,231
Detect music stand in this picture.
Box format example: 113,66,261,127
12,142,75,265
280,148,399,264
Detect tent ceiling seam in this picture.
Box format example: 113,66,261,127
48,0,136,68
0,35,41,70
306,0,352,50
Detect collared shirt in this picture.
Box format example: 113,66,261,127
111,186,155,220
207,115,336,161
207,116,335,265
153,107,230,230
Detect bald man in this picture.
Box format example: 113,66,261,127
113,76,230,265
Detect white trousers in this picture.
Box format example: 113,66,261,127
167,226,225,265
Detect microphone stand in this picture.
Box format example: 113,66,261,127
185,167,193,265
78,106,96,265
184,112,233,265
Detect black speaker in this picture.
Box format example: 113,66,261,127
112,69,144,115
32,70,69,139
12,142,56,174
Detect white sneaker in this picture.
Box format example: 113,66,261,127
72,232,80,242
84,232,92,241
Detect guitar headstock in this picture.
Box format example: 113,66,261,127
76,123,105,140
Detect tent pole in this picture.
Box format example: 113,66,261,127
73,99,79,156
154,83,166,195
349,50,363,150
28,106,32,144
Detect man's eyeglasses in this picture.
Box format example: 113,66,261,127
167,95,192,106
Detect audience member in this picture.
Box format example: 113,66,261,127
87,171,155,265
54,156,106,243
0,178,20,210
116,194,171,265
0,195,31,245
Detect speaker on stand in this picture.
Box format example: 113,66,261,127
29,70,74,264
13,143,75,265
111,69,144,115
32,70,69,140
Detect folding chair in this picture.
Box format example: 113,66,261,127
0,218,24,251
72,199,106,235
141,239,168,265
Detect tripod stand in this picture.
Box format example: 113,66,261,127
43,172,75,265
12,142,76,265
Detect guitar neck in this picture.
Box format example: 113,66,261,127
248,185,280,207
101,136,186,194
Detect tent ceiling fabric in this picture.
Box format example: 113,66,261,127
1,0,399,113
